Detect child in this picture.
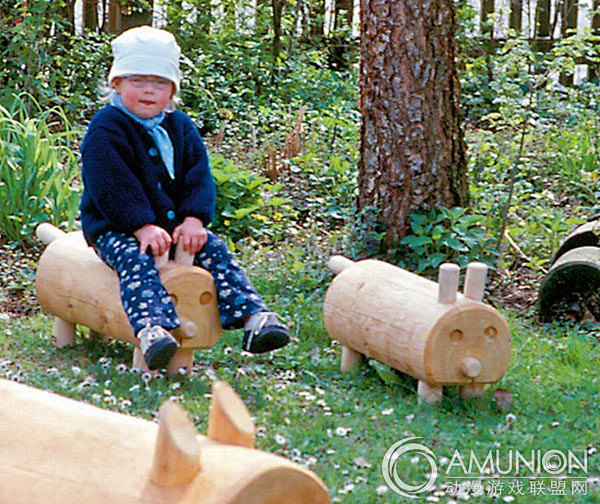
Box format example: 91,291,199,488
80,26,289,370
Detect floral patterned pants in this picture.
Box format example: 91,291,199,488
94,230,266,335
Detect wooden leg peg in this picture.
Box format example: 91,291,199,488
132,347,149,372
459,383,486,400
167,347,194,375
340,345,362,373
418,381,443,404
53,317,75,348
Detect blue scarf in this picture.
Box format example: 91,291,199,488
110,93,174,179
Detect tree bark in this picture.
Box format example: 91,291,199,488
358,0,469,248
590,0,600,82
60,1,76,35
480,0,495,35
509,0,522,32
559,0,577,86
535,0,551,38
83,0,98,31
272,0,284,60
308,0,325,37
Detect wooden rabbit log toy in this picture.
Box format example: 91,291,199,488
0,378,330,504
35,223,222,373
323,256,511,403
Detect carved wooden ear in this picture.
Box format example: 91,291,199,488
151,401,200,486
438,263,460,303
207,381,255,449
155,251,169,269
174,241,195,265
464,262,488,301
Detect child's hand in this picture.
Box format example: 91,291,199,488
173,216,207,255
133,224,172,257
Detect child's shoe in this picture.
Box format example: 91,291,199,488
242,311,289,354
137,324,179,370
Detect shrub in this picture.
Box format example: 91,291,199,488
210,154,287,246
398,207,499,275
0,96,81,245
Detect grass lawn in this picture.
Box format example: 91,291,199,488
1,239,599,503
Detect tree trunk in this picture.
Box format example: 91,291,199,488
308,0,325,38
559,0,577,86
272,0,284,60
60,1,76,35
535,0,551,38
509,0,522,32
480,0,494,35
334,0,353,29
590,0,600,82
358,0,469,249
107,0,121,33
83,0,98,31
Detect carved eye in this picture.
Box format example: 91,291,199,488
449,329,463,343
484,326,498,339
200,292,213,305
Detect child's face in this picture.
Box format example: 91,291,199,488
112,75,175,118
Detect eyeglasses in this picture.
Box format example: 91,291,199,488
124,76,173,90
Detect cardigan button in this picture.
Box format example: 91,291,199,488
148,147,158,157
167,210,176,220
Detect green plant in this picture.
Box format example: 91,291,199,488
0,95,81,245
399,207,498,274
0,3,110,120
210,153,287,246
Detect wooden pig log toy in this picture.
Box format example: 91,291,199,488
35,223,222,373
323,256,511,403
0,378,330,504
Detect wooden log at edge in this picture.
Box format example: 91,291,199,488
0,378,331,504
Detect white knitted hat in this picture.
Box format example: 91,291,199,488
108,26,182,92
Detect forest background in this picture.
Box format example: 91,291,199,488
1,0,600,502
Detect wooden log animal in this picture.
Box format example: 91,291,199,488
323,256,512,403
538,219,600,322
35,223,222,373
549,219,600,264
0,378,330,504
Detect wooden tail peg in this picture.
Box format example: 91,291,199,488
207,381,255,449
328,255,355,274
36,223,66,244
150,401,201,487
437,263,460,303
464,262,488,301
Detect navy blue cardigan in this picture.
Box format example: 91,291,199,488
80,106,215,245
